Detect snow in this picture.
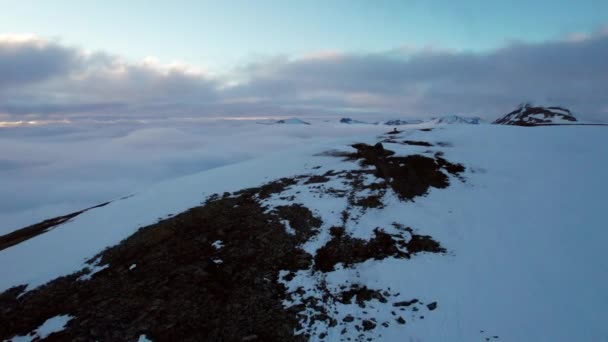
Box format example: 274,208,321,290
129,264,137,270
211,240,224,249
137,334,152,342
9,315,73,341
1,123,608,340
0,133,375,292
276,125,608,340
77,263,109,281
280,219,296,235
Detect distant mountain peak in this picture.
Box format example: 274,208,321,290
257,118,311,125
383,119,423,125
434,116,482,125
339,117,372,124
275,118,311,125
493,103,577,126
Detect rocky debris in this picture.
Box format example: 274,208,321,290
350,143,396,165
493,103,577,126
338,286,388,307
361,320,376,331
0,201,111,252
314,226,445,272
342,315,355,322
393,299,419,307
402,140,433,147
345,143,465,200
353,194,384,209
272,204,322,243
304,175,331,184
408,233,445,254
427,302,438,311
434,152,465,174
0,179,318,342
235,177,298,199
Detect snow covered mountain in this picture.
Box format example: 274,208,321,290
433,115,482,124
257,117,311,125
1,124,607,341
339,117,374,124
382,119,424,125
493,103,577,126
376,117,482,126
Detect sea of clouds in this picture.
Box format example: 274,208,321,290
0,118,387,233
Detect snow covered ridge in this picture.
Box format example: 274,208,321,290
433,115,482,125
382,119,424,125
1,125,608,341
339,117,373,124
0,133,463,341
493,103,578,126
257,117,311,125
339,117,481,126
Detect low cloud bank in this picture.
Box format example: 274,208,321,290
1,29,607,121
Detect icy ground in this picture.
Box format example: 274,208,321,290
1,124,607,341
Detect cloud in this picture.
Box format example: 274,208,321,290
0,35,78,88
227,28,608,120
0,119,388,234
0,29,607,120
0,36,218,117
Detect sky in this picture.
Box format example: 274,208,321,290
2,0,607,68
1,1,607,121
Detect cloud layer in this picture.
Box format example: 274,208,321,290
0,119,387,234
1,29,607,120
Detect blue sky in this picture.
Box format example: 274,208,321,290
2,0,606,69
0,1,606,120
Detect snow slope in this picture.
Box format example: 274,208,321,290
1,124,607,341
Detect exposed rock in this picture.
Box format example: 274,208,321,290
343,315,355,322
393,299,419,307
402,140,433,147
361,320,376,331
